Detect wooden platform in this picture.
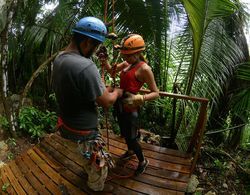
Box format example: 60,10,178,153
0,131,192,194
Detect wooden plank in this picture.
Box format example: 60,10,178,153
111,162,188,191
107,144,191,174
2,165,26,195
101,130,191,158
53,131,191,167
144,156,190,174
27,148,86,195
21,151,61,194
0,168,5,189
110,160,188,192
37,142,89,190
39,138,145,195
0,166,16,194
15,155,52,194
108,185,145,195
50,133,190,177
39,139,84,175
39,140,86,183
146,166,189,182
0,170,8,195
42,135,84,167
104,137,192,165
8,161,37,194
50,132,190,181
144,150,191,165
111,177,184,195
109,152,189,192
42,135,188,191
134,172,187,192
53,132,191,160
33,146,64,172
109,165,186,194
113,156,190,183
0,130,193,194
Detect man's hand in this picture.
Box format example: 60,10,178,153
123,92,144,107
96,46,108,61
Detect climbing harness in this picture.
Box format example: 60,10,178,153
56,117,115,169
78,134,115,169
56,117,92,136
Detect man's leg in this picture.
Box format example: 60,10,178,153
82,160,108,191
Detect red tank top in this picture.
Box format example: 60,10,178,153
120,61,144,112
120,61,144,93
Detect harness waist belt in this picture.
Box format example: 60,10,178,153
57,117,93,136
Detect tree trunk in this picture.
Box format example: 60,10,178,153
0,0,18,137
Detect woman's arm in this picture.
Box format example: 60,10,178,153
99,58,129,74
138,65,159,101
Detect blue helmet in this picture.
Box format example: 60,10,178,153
72,16,107,43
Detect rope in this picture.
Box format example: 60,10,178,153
102,0,118,151
104,0,108,23
112,0,115,33
105,109,109,150
101,65,105,84
106,160,135,181
103,0,111,150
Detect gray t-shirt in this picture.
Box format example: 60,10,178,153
52,51,105,129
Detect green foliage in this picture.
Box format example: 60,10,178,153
0,115,9,130
242,124,250,149
2,183,10,192
7,152,14,160
140,98,172,136
6,138,16,148
18,106,57,138
214,159,228,172
181,0,238,94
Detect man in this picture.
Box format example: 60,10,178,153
52,16,122,192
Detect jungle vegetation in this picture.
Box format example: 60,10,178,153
0,0,250,192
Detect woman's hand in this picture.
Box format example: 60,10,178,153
123,92,144,107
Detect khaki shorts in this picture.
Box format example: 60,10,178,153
82,158,108,191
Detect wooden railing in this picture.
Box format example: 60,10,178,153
140,89,209,175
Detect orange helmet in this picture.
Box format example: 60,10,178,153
120,34,145,54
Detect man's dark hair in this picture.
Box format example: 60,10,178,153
73,32,88,43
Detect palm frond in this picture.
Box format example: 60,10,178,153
236,62,250,81
180,0,238,94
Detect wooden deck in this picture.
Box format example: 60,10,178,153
0,130,192,194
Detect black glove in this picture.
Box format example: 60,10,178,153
96,46,108,60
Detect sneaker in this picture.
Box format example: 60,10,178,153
135,159,149,176
120,151,135,160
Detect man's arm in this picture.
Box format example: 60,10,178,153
96,87,123,108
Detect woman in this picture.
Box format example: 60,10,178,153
99,34,159,176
